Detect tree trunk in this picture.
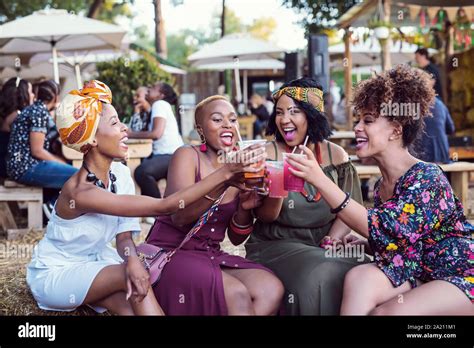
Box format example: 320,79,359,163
153,0,167,58
87,0,104,18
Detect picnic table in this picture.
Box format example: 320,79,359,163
62,138,153,194
354,161,474,214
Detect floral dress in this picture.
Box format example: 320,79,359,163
368,161,473,302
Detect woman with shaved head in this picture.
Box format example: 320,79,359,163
146,95,284,315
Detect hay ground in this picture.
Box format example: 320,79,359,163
2,184,473,316
0,222,245,316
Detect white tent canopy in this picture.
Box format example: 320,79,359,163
0,9,126,83
188,34,286,105
329,39,438,67
193,58,284,71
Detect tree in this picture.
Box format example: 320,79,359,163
248,17,277,41
96,51,175,122
0,0,132,24
281,0,362,34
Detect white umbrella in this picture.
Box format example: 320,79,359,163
29,49,187,87
0,9,126,83
188,34,285,104
192,58,284,109
329,39,438,67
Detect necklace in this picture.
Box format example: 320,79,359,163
83,162,117,193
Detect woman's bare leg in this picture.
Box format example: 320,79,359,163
84,264,164,315
370,280,474,315
340,263,412,315
223,268,284,315
221,270,255,315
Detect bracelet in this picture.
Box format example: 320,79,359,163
231,213,253,229
330,192,351,214
230,223,253,236
319,236,341,248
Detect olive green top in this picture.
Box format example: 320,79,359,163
247,141,363,248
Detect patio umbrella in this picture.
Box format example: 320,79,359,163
0,9,126,83
192,58,284,107
188,34,285,104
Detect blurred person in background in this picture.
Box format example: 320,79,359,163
0,77,35,178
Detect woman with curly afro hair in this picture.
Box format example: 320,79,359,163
285,65,473,315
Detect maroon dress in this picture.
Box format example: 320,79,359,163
146,147,272,315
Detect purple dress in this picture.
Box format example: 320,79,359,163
146,147,271,315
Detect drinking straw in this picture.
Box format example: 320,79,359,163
300,135,309,154
234,124,243,143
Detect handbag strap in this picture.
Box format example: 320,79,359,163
166,190,227,258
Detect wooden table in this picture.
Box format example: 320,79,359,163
354,161,474,212
62,139,153,194
449,146,474,161
238,115,257,140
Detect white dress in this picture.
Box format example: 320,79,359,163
26,162,141,312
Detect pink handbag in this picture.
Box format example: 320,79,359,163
136,191,226,286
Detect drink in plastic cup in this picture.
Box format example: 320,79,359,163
283,152,306,192
238,139,267,179
266,161,288,198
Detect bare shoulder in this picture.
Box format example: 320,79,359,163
326,140,349,165
170,145,198,164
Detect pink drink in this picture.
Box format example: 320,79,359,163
283,153,306,192
266,161,288,198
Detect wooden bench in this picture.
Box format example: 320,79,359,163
354,161,474,213
0,179,43,231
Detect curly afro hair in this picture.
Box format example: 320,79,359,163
266,77,332,144
352,64,436,148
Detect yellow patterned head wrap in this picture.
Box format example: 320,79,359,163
56,80,112,153
272,87,324,113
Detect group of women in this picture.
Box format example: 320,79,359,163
25,64,473,316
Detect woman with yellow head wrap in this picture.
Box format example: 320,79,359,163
26,80,267,316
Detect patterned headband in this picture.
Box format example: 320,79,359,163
56,80,112,153
272,87,324,112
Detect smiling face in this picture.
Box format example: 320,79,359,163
353,111,402,158
94,103,129,159
275,94,308,147
196,99,238,152
146,84,163,104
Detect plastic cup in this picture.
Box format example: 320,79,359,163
238,139,266,179
283,153,306,192
266,161,288,198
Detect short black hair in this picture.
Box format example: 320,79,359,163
0,78,31,119
266,77,332,144
36,80,60,103
415,48,429,59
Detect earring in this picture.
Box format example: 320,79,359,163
199,134,207,152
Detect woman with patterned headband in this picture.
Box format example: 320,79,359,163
245,77,365,315
26,80,265,315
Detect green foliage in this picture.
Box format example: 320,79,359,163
0,0,88,23
281,0,362,34
96,52,175,122
0,0,132,24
